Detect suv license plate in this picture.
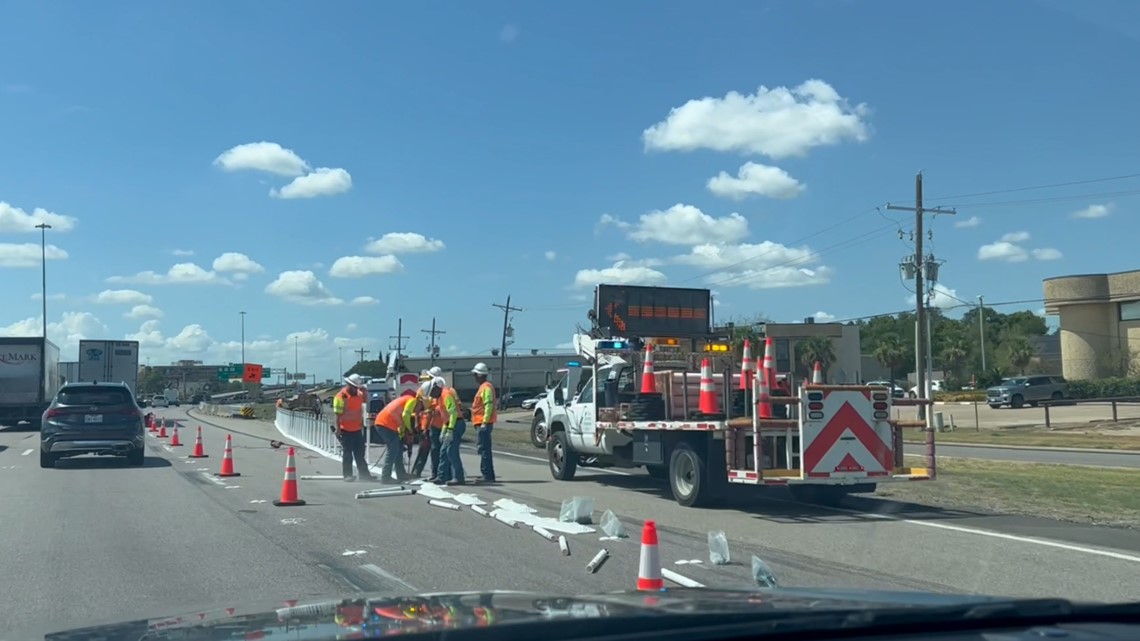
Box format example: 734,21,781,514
84,414,103,424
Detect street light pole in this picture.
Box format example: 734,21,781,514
35,223,51,338
339,347,344,375
239,311,247,366
294,336,299,387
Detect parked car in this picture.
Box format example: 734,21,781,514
986,375,1068,409
867,380,906,399
40,382,146,468
499,391,533,410
908,379,944,398
521,394,545,411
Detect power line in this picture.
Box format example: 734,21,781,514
916,171,1140,204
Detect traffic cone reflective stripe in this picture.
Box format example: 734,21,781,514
698,359,719,415
273,447,306,506
757,366,772,419
216,434,241,477
640,344,657,394
637,520,664,591
812,361,823,384
763,338,776,392
157,419,168,439
169,425,183,446
739,339,755,391
189,426,208,458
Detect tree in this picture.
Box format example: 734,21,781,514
796,336,835,379
872,336,908,382
346,359,387,379
139,369,166,395
1005,337,1035,375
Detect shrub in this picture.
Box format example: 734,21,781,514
1067,377,1140,400
934,390,986,402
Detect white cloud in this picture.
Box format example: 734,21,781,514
364,232,445,255
1000,231,1030,243
94,289,152,305
572,260,668,289
270,167,352,199
1,311,108,356
212,252,265,277
596,214,631,234
906,283,960,310
954,216,981,228
0,201,78,232
1031,247,1063,260
172,248,195,257
346,322,358,332
977,241,1027,262
707,162,805,200
351,296,379,306
642,79,871,159
107,262,228,285
213,142,310,177
31,292,66,301
0,243,68,267
125,304,163,319
674,241,832,289
812,311,836,322
624,204,750,246
265,270,343,305
1072,203,1113,219
544,250,557,261
328,255,404,278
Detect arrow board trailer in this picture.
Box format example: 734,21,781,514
545,337,934,508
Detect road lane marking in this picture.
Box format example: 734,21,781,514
360,563,418,592
21,448,32,456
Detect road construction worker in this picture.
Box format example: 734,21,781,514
374,385,434,483
433,376,466,486
411,378,446,479
332,374,375,482
469,362,497,483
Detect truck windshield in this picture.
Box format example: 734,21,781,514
58,387,134,406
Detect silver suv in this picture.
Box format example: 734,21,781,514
986,375,1068,409
40,382,146,468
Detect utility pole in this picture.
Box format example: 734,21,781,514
239,311,247,366
421,318,446,366
354,347,370,363
492,296,523,392
294,336,299,387
338,347,344,375
887,172,955,424
35,223,51,338
977,295,987,372
389,318,409,367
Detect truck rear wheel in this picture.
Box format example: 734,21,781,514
548,431,577,481
669,442,711,508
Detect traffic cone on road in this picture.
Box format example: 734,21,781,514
157,419,168,438
273,447,306,507
189,426,208,458
216,434,240,477
637,520,664,591
169,425,183,446
697,359,719,415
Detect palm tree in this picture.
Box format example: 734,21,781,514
796,336,835,380
873,336,908,383
939,339,969,376
1006,337,1035,375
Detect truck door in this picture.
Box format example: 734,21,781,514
566,370,597,451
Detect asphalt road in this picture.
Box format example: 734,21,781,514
2,408,1138,635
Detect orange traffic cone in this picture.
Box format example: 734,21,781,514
739,339,755,391
189,426,208,458
216,434,240,477
169,424,183,446
762,337,776,391
812,361,823,384
637,520,664,591
273,447,306,507
640,344,657,394
697,359,719,415
757,366,772,419
157,419,168,438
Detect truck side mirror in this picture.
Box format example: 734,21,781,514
553,387,564,405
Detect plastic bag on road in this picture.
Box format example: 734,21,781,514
752,554,778,588
708,530,730,565
560,497,595,524
599,509,627,538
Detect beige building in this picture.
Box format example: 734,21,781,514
1043,269,1140,380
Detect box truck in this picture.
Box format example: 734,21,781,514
77,340,141,398
0,337,62,430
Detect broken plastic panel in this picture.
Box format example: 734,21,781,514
599,509,627,538
751,554,778,588
708,530,730,565
560,496,595,524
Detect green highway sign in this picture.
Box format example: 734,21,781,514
216,363,243,381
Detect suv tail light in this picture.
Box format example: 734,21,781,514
45,408,68,419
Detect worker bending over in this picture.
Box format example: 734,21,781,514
469,362,497,483
433,376,466,486
333,374,375,482
411,379,445,479
375,380,440,483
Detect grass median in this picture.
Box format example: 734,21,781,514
903,429,1140,451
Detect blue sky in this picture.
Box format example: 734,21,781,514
1,0,1137,381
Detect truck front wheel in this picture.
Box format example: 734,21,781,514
548,431,577,481
530,414,548,449
669,442,711,508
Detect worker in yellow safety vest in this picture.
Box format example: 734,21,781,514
433,376,466,486
469,362,497,483
374,381,438,483
411,379,446,479
332,374,375,482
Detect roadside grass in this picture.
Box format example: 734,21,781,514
877,456,1140,528
902,428,1140,451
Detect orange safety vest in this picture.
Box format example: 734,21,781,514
334,387,365,431
470,380,497,425
375,395,417,433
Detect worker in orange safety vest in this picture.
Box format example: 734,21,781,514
332,373,376,482
411,380,446,479
469,362,497,483
374,379,440,483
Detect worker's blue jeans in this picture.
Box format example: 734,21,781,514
437,420,466,483
374,427,404,481
476,423,496,481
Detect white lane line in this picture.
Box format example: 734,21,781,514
359,563,418,592
21,448,32,456
661,568,705,588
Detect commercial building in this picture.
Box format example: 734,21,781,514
1043,269,1140,379
760,321,863,384
401,353,578,397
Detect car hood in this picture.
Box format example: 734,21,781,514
30,588,1029,640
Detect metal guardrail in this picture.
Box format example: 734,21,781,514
1041,396,1140,429
274,407,344,461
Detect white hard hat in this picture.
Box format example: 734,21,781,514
418,381,434,397
344,374,364,388
471,362,490,376
432,376,447,389
428,366,442,377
